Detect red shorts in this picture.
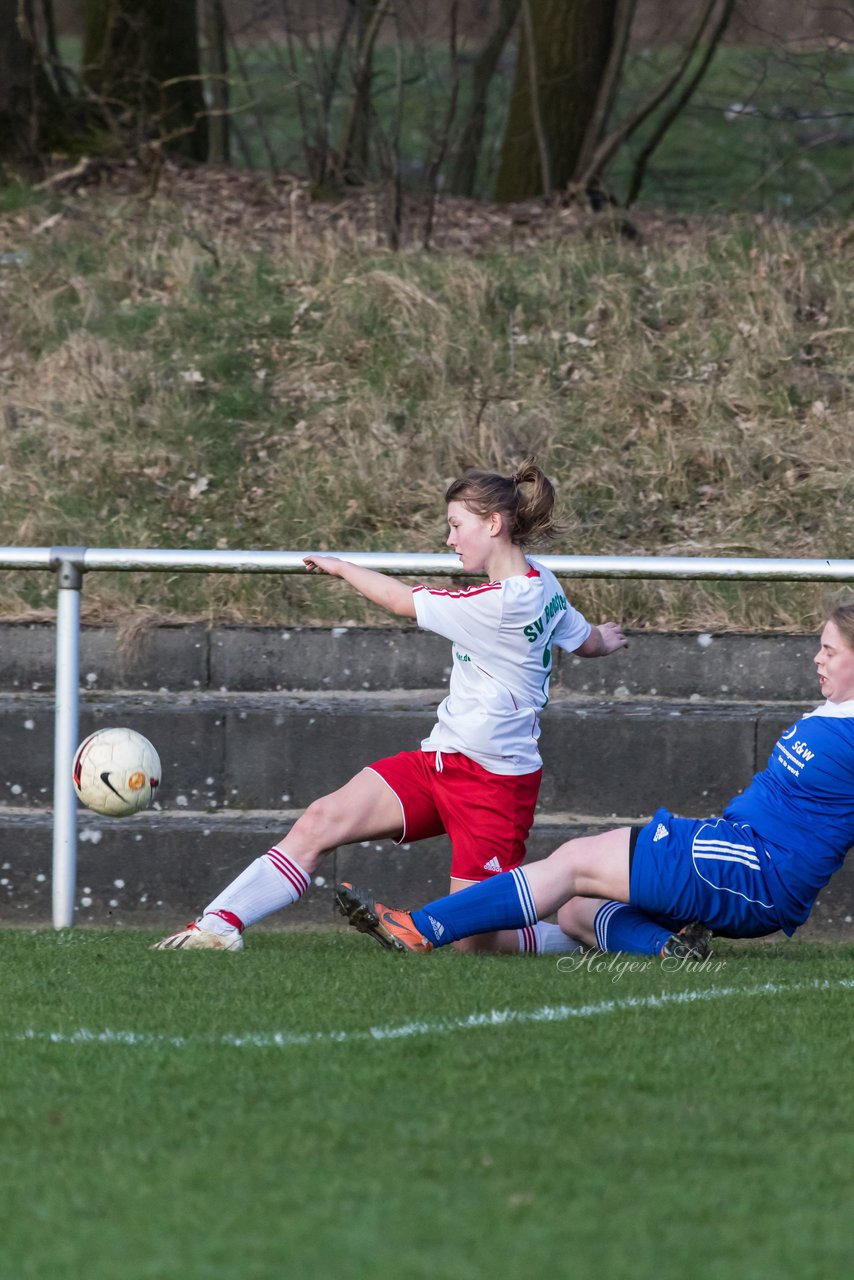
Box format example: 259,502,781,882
367,749,541,882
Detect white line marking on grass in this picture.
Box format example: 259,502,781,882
10,978,854,1052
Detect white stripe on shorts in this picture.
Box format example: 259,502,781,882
693,840,760,868
692,826,774,910
694,851,761,869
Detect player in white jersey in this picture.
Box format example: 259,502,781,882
411,556,592,776
153,460,627,953
336,604,854,961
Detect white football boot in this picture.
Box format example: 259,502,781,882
150,919,244,951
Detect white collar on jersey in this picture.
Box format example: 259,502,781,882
807,698,854,719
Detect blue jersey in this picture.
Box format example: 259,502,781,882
724,702,854,928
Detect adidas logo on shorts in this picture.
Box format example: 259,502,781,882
653,822,669,842
483,856,502,873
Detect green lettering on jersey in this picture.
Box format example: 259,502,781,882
524,593,568,643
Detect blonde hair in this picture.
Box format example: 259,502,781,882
445,458,560,546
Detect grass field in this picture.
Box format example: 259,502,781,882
3,928,853,1278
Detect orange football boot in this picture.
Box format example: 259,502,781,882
335,882,433,953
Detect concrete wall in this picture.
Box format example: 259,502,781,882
1,622,850,941
0,621,822,699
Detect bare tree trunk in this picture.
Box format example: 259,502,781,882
519,0,551,194
40,0,74,99
314,5,357,186
382,10,404,249
0,0,65,167
82,0,208,160
494,0,622,202
203,0,229,164
422,1,461,250
572,0,636,181
448,0,519,197
339,0,389,184
493,0,620,202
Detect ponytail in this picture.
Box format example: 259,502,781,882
445,458,561,546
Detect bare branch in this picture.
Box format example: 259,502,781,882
226,28,279,172
573,0,722,193
626,0,736,207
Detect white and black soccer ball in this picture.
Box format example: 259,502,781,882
72,727,161,818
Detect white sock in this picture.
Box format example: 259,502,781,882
517,921,583,955
201,849,311,932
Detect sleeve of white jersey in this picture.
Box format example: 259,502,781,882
412,582,504,649
552,599,592,652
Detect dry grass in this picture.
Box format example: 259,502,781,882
0,176,851,631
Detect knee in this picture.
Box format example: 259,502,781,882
556,897,585,934
556,898,597,947
290,794,341,851
544,838,582,881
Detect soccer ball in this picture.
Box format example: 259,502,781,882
72,727,161,818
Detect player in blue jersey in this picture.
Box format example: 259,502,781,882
153,460,626,954
336,604,854,960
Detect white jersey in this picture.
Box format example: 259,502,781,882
412,558,591,775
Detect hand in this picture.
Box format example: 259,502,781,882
303,555,345,577
597,621,628,653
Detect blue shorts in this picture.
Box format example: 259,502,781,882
630,808,785,938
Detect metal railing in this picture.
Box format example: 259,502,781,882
2,544,854,929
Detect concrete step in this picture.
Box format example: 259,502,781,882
1,807,850,941
0,622,822,701
0,806,595,928
0,688,809,818
3,622,844,938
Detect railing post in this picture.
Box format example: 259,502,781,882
51,550,85,929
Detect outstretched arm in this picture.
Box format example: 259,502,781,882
574,621,627,657
303,555,417,619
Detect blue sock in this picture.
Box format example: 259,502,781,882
411,868,538,947
593,901,673,955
